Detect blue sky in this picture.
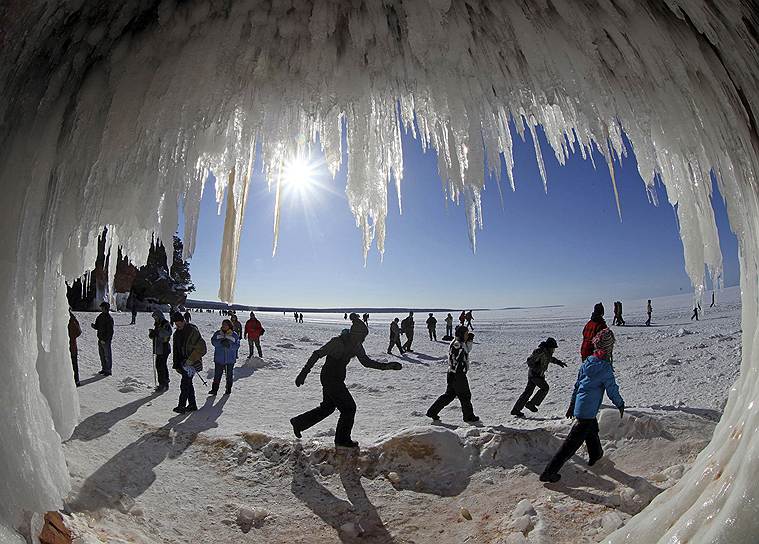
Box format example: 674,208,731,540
184,124,738,309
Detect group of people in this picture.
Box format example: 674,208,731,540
293,312,304,323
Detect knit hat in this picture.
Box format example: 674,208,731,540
350,319,369,341
592,328,615,358
544,337,558,349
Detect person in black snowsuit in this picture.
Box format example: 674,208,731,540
426,326,479,423
510,337,567,418
68,310,82,386
290,316,402,448
401,312,415,352
149,310,173,392
691,306,700,321
387,317,404,355
426,313,438,341
171,313,206,413
91,302,114,376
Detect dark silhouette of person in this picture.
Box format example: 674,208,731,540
290,316,401,448
710,292,716,308
444,313,454,338
426,313,437,340
464,310,474,330
68,310,82,386
511,337,566,418
691,306,700,321
401,312,415,352
387,318,404,355
646,299,652,326
91,302,114,376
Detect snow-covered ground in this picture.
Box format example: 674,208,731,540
61,288,741,543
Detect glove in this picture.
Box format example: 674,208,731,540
565,407,575,419
387,361,402,370
183,365,196,378
619,405,625,418
295,370,308,387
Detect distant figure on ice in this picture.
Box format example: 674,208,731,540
465,310,474,330
426,325,479,423
645,299,653,326
387,317,404,355
230,313,243,337
68,310,82,386
459,310,466,327
444,313,454,339
148,310,173,392
290,315,402,448
363,313,369,324
210,319,240,396
426,313,438,341
401,312,415,352
294,312,299,322
130,305,138,325
710,292,716,308
91,302,114,376
299,312,304,323
183,310,192,323
344,313,348,320
581,303,606,361
511,337,567,418
540,328,624,483
171,312,206,413
244,312,265,358
612,301,625,326
691,305,700,321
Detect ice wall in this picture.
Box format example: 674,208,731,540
0,0,757,541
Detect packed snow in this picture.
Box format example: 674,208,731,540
55,289,738,542
1,1,758,542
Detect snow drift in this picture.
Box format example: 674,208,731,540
0,0,758,542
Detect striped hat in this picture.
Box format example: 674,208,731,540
592,328,615,359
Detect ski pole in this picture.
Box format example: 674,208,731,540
194,370,208,387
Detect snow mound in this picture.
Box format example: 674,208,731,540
275,343,297,349
240,357,274,370
598,410,670,441
675,328,693,337
116,377,150,393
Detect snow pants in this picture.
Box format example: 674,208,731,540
428,327,437,341
212,364,234,393
427,372,475,421
402,332,414,351
512,375,550,412
98,340,112,373
446,323,453,337
543,418,603,475
248,337,263,358
178,370,197,410
155,353,170,388
291,378,356,444
387,336,403,354
70,350,79,384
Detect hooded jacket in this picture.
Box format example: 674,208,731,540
68,314,82,353
426,316,437,329
211,330,240,365
301,320,392,382
526,344,562,378
389,320,401,340
581,315,607,360
448,338,473,374
401,316,414,335
149,312,172,356
244,318,264,340
569,355,624,419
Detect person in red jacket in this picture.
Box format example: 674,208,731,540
581,303,607,361
244,312,265,358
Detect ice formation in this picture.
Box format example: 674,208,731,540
0,0,757,541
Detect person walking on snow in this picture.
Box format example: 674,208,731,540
465,310,474,330
645,299,653,326
387,317,404,355
171,312,207,413
691,305,700,321
244,312,265,358
445,313,454,338
426,325,480,423
459,311,466,327
91,301,114,376
511,337,567,418
299,312,304,323
540,328,624,482
710,292,716,308
148,310,172,392
209,319,240,396
230,313,242,337
426,313,438,341
68,310,82,386
581,303,607,361
290,315,402,448
401,312,415,352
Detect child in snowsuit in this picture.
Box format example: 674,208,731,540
540,328,624,482
426,326,479,423
511,337,567,418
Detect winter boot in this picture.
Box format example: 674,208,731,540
208,389,217,395
539,472,561,483
524,402,538,413
511,410,526,418
224,388,231,395
335,439,359,449
425,410,440,421
185,404,198,412
464,416,480,423
290,418,302,439
172,406,186,414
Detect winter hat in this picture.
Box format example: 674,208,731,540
100,301,110,310
350,319,369,341
544,337,558,349
454,325,468,340
171,312,185,323
591,302,604,318
152,310,165,320
592,328,615,358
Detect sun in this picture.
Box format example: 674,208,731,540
282,156,316,194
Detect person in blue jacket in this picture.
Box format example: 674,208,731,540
209,319,240,396
540,328,624,483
